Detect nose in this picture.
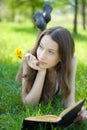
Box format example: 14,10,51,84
39,50,46,60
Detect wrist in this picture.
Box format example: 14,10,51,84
38,69,47,75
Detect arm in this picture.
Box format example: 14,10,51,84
22,54,46,106
63,55,77,107
62,56,87,121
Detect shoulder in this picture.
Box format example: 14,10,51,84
71,55,77,70
67,55,77,82
71,55,77,67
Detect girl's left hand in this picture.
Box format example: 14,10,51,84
24,53,42,70
74,106,87,123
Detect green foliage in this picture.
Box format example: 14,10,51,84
0,21,87,130
1,0,45,21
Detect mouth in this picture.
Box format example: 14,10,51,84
38,60,47,65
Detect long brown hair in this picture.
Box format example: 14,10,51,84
16,26,75,103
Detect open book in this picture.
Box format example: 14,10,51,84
21,99,85,130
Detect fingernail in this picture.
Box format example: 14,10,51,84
36,62,39,66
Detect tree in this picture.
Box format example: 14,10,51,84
73,0,78,33
2,0,45,21
82,0,86,30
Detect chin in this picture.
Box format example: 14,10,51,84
39,65,47,69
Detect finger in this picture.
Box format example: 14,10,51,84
24,53,30,61
81,106,86,111
81,111,87,120
78,106,86,115
29,54,32,60
30,54,36,61
34,58,39,65
73,116,82,123
77,109,87,121
25,53,30,57
29,60,41,70
36,62,39,66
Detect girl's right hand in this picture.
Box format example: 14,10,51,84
24,53,42,71
74,106,87,123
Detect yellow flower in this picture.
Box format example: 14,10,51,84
15,48,23,59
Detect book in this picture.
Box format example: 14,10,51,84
21,99,85,130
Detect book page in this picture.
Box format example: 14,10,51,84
24,99,84,123
25,115,61,122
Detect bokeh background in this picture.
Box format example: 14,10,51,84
0,0,87,130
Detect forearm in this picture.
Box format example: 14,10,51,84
63,56,77,107
22,70,46,106
63,94,75,107
63,73,75,107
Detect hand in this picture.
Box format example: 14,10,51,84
24,53,41,70
74,106,87,123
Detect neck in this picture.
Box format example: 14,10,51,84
47,68,57,82
47,67,56,73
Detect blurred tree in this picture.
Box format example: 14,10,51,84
48,0,78,33
50,0,87,33
81,0,86,30
0,0,86,32
2,0,45,21
49,0,69,13
73,0,78,33
74,0,87,32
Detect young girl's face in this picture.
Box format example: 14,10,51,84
37,35,60,69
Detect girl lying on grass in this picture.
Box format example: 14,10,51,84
16,26,87,123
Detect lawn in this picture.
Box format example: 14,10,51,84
0,21,87,130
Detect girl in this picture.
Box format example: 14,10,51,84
16,26,87,121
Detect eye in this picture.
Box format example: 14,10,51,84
48,50,55,55
39,44,44,49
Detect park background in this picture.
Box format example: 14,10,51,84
0,0,87,130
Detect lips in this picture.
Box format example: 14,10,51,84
38,60,47,65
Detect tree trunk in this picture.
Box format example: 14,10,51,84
82,0,86,30
31,6,36,28
73,0,78,33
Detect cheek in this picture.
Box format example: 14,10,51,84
49,56,60,65
53,58,59,65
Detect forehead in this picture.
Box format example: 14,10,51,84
40,35,58,50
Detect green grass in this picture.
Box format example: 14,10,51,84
0,21,87,130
